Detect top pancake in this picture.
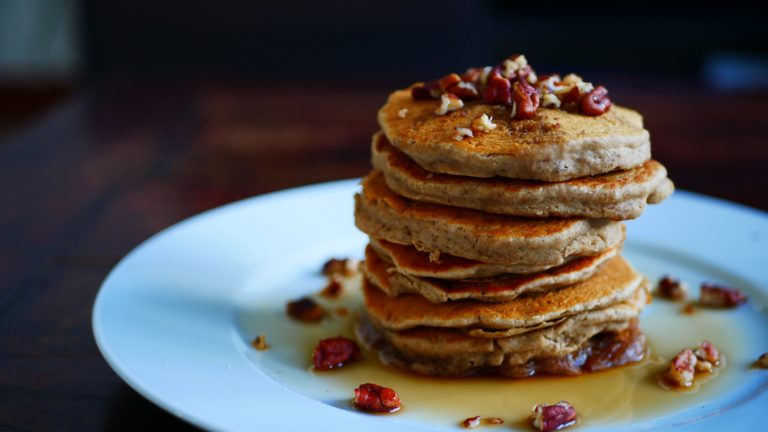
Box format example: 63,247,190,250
379,88,651,181
372,131,674,220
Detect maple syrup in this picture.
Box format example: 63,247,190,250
238,248,768,429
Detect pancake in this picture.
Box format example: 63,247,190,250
379,88,650,181
363,242,620,303
355,170,625,269
371,131,674,220
356,285,648,376
370,237,599,279
363,254,643,331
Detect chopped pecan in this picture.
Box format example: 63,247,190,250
531,401,577,432
286,297,324,322
471,113,497,134
447,81,480,99
757,353,768,369
483,68,512,105
251,334,270,351
485,417,504,425
540,93,561,109
664,349,697,388
657,275,688,301
511,80,540,119
435,93,464,115
353,383,401,413
438,73,462,91
699,282,747,307
411,80,441,99
313,336,362,371
463,416,481,428
322,257,357,277
319,276,343,298
453,127,474,141
681,303,696,315
695,341,720,365
580,86,611,116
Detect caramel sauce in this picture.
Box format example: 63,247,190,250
241,263,761,429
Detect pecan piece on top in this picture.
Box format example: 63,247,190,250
531,401,577,432
580,85,611,116
353,383,401,413
699,282,748,308
664,349,697,388
286,297,324,322
313,336,361,371
511,79,540,119
656,275,688,301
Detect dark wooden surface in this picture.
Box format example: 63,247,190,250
0,78,766,431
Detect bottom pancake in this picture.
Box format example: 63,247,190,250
356,313,647,378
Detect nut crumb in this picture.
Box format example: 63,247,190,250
398,108,408,118
436,93,463,115
756,353,768,368
320,276,343,298
463,416,481,428
453,127,474,141
251,334,270,351
471,113,497,134
485,417,503,425
540,93,561,109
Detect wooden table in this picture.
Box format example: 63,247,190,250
1,78,766,431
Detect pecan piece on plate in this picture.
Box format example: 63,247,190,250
531,401,577,432
756,353,768,369
462,416,481,428
321,257,357,277
353,383,401,413
699,282,747,308
657,275,688,301
286,297,324,322
664,349,697,388
313,336,361,371
250,334,270,351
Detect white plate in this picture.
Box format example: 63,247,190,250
93,179,768,431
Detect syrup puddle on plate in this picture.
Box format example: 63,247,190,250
236,244,768,430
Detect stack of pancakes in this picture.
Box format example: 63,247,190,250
354,88,673,377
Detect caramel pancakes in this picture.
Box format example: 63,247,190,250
353,59,672,378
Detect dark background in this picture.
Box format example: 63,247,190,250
0,2,767,431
